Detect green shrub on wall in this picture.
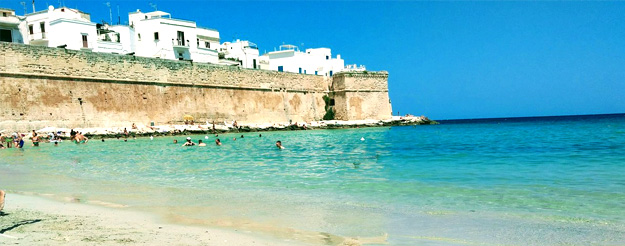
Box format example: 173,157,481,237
322,94,335,120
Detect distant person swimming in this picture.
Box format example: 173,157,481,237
215,138,222,146
276,140,284,149
182,137,196,146
198,140,206,147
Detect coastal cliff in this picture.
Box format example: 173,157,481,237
0,42,393,131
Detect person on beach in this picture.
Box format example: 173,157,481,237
17,134,25,148
123,128,129,137
182,137,196,146
276,140,284,149
3,133,12,148
215,138,222,146
0,190,5,213
31,132,41,147
132,123,137,129
198,140,206,147
0,134,6,149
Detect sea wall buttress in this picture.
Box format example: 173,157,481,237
0,42,393,132
331,72,393,121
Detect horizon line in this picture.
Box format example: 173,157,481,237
437,112,625,122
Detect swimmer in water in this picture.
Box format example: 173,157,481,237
182,137,196,146
215,138,222,146
276,140,284,149
173,139,178,144
198,139,206,147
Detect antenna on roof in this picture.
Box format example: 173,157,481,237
149,3,157,11
117,4,120,25
32,0,36,13
104,2,112,25
20,2,27,15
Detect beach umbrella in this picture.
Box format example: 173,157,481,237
183,115,194,121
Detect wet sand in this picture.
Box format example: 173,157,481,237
0,193,316,245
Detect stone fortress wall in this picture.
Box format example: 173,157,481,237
0,42,392,131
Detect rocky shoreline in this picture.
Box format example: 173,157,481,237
8,116,437,140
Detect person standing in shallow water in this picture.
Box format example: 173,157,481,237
0,190,5,213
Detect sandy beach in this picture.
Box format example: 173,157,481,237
0,193,320,246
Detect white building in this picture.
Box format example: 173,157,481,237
129,10,220,63
220,39,260,69
0,8,25,44
263,45,345,76
23,6,98,51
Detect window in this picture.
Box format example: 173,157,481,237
40,22,45,33
2,13,7,17
304,70,307,74
82,34,88,48
178,52,183,60
278,66,283,72
205,41,210,49
326,55,329,60
299,68,302,74
154,32,159,41
197,38,199,47
315,71,318,75
253,59,256,69
28,25,33,35
329,70,333,76
137,33,141,41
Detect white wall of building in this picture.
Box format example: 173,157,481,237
263,45,345,76
108,25,135,54
220,40,260,69
0,9,24,44
47,18,97,50
22,6,96,51
129,10,219,63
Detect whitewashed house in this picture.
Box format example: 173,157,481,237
23,6,97,51
220,39,260,69
129,10,220,63
263,45,345,76
0,8,25,44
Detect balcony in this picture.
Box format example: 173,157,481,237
29,32,48,46
172,39,190,49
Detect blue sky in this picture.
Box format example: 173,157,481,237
5,1,625,120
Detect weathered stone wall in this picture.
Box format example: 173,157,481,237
331,72,393,121
0,42,392,131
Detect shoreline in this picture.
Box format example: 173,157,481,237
2,116,437,140
0,192,371,245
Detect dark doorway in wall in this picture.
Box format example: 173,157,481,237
0,29,12,42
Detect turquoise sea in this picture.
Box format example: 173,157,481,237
1,114,625,245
